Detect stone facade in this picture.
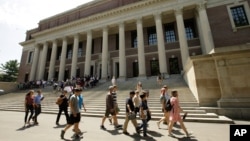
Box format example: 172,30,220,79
18,0,250,119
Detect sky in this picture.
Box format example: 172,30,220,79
0,0,93,66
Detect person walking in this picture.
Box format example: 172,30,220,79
100,86,121,130
123,90,138,135
136,92,149,137
156,87,169,129
56,90,69,125
24,90,34,126
133,90,141,117
33,89,44,125
60,87,82,139
108,85,120,125
168,90,190,138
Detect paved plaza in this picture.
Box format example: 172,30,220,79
1,111,249,141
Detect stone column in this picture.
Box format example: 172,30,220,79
29,44,40,81
136,18,146,77
154,12,168,75
38,42,48,80
71,34,79,78
58,37,67,81
84,31,92,76
175,8,189,68
101,26,108,80
196,2,215,54
119,22,126,80
48,39,57,80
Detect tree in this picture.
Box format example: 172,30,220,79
0,60,19,82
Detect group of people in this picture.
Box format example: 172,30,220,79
23,79,190,139
24,89,44,126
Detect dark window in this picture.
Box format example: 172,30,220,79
165,23,176,43
131,30,138,48
67,44,73,59
231,5,249,27
56,47,62,60
78,42,83,57
28,51,33,63
91,39,94,54
184,19,197,40
147,26,157,45
116,34,119,50
47,48,52,61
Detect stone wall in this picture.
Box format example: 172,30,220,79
185,48,250,119
0,82,18,94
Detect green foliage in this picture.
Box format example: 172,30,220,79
0,60,19,82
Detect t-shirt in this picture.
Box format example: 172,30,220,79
69,94,80,114
126,97,135,113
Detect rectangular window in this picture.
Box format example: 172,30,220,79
131,30,137,48
57,47,62,60
165,23,176,43
184,19,197,40
230,5,249,27
78,42,83,57
91,39,94,54
116,34,119,50
147,26,157,45
28,51,33,63
67,44,73,59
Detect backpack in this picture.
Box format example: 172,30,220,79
165,98,172,111
56,97,63,105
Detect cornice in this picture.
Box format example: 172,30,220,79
32,0,163,37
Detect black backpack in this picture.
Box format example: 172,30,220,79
165,98,172,111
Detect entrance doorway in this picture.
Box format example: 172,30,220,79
133,62,138,77
169,57,180,74
150,60,159,76
115,62,119,78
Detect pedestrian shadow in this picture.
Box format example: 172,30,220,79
126,133,157,141
16,124,37,131
147,130,164,137
105,128,123,135
53,124,67,128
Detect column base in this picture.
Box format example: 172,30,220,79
117,77,127,82
136,75,147,81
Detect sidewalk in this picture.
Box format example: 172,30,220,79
1,111,249,141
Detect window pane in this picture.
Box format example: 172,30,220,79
231,6,249,27
148,26,157,45
165,23,176,43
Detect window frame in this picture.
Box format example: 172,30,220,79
147,26,157,46
227,1,250,32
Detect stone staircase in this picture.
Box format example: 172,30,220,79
0,74,234,123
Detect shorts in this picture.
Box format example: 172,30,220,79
68,113,81,125
104,109,115,117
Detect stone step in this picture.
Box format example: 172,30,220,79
0,74,234,124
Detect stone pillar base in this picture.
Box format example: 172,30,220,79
137,75,147,81
217,98,250,108
117,77,127,82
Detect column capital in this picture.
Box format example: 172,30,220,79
174,7,183,16
196,1,207,12
119,22,124,27
52,39,58,44
153,12,162,20
73,33,79,39
102,26,108,31
136,17,143,24
87,30,92,35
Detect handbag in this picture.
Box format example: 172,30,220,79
128,112,136,120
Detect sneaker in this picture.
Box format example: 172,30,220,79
60,130,65,139
123,131,130,135
56,122,59,125
100,125,106,130
143,134,148,137
32,117,35,121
